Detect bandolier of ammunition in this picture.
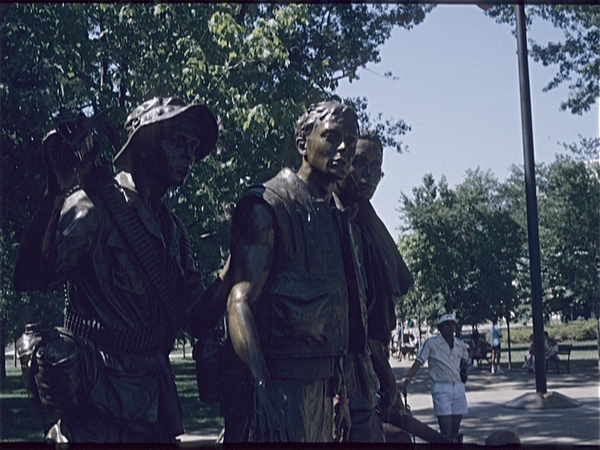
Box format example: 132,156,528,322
64,173,189,354
64,300,169,354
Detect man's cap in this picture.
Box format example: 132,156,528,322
114,97,218,171
438,313,458,326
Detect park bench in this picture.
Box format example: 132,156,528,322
463,334,492,369
471,342,492,370
546,344,572,373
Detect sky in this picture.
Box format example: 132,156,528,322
335,4,599,241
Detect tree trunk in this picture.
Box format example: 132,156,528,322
417,305,422,348
596,316,599,373
505,314,513,370
0,316,6,389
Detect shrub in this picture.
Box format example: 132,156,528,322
506,318,598,344
506,327,533,344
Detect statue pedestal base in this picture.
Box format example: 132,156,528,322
504,391,581,409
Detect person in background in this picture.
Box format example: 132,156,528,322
401,313,468,442
490,319,503,374
545,335,559,361
390,324,401,359
523,334,535,372
469,329,488,366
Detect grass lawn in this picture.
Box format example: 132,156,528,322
0,351,223,442
1,343,596,442
169,351,224,434
498,340,599,370
0,365,45,442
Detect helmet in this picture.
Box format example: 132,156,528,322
114,97,218,171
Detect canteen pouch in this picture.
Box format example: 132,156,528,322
16,323,45,401
33,328,83,411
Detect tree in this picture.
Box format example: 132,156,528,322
1,3,433,380
538,139,600,369
497,165,535,323
485,4,599,115
454,170,524,326
399,174,460,318
538,138,600,321
398,170,524,330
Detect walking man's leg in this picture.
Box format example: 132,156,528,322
437,415,452,438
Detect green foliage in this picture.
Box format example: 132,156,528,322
485,4,599,115
0,367,46,442
508,318,598,344
1,1,431,246
547,318,599,342
0,3,432,372
505,327,533,344
538,138,600,321
398,140,599,335
398,170,525,328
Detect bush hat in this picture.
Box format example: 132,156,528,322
114,97,218,171
438,313,458,327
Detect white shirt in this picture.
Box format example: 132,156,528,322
417,334,469,383
491,325,502,347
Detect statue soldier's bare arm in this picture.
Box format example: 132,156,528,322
227,200,275,386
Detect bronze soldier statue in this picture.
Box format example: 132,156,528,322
13,97,229,443
223,100,366,442
336,130,454,444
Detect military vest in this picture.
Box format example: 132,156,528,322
242,169,350,362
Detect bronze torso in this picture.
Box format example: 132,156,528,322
56,173,202,348
238,169,349,366
46,172,207,439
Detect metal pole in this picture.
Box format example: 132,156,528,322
516,3,547,393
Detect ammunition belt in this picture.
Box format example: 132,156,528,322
65,305,169,355
92,177,185,327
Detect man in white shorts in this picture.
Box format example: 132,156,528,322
401,313,469,441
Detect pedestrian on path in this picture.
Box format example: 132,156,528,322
401,313,469,442
490,319,503,374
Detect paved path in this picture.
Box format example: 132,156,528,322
390,356,599,446
178,358,599,446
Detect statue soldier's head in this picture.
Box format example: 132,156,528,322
114,97,218,187
295,100,359,183
337,129,384,203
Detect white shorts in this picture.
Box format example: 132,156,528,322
431,382,468,417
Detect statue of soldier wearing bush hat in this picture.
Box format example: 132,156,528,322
14,97,230,442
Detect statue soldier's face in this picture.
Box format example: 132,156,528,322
304,110,358,181
349,138,383,201
159,119,200,187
